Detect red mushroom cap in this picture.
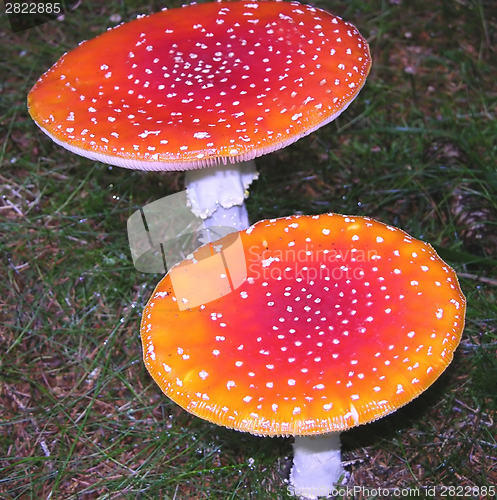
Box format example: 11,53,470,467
28,1,371,170
141,214,466,436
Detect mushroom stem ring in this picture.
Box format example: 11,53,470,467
291,433,344,498
185,160,258,231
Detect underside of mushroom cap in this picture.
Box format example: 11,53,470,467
141,214,466,436
28,1,371,171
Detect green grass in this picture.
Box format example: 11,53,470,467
1,0,496,498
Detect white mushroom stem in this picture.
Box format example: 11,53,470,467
185,160,258,232
290,433,344,499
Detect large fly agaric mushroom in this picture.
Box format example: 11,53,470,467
27,1,371,230
141,213,466,498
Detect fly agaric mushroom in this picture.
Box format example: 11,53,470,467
27,1,371,230
141,213,466,498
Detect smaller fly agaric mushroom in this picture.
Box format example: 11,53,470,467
27,1,371,231
141,213,466,498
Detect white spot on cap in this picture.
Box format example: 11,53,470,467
347,404,359,424
193,131,211,139
262,256,280,268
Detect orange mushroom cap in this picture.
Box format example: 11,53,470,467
141,214,466,436
28,1,371,170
